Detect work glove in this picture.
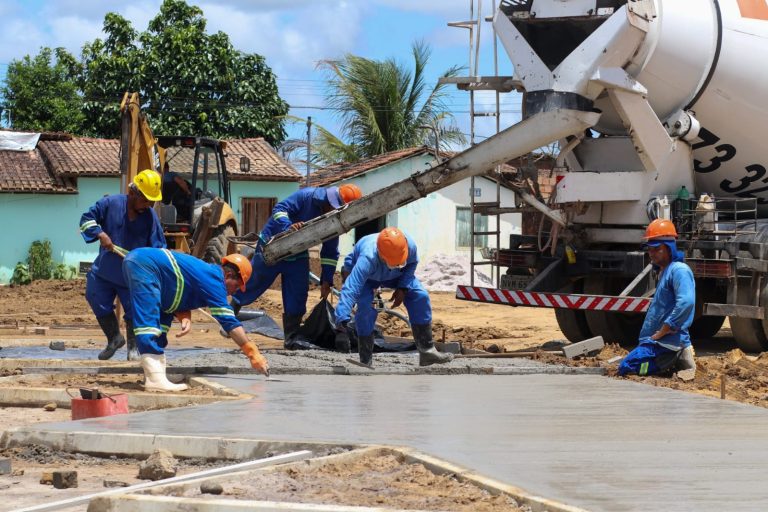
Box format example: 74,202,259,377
241,341,269,377
391,288,406,309
174,311,192,338
334,321,351,353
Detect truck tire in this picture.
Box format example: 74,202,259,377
731,281,768,353
689,279,725,340
583,275,644,347
554,280,593,343
202,225,236,264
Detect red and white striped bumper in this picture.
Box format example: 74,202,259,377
455,285,651,313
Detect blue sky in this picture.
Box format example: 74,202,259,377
0,0,523,150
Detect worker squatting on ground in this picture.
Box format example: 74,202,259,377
123,248,269,392
334,227,453,367
618,219,696,377
79,169,166,361
230,184,363,343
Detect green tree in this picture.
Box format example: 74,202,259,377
80,0,288,144
0,47,84,133
317,41,465,161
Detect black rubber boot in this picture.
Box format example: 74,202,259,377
97,313,126,361
412,323,453,366
124,318,140,361
358,334,375,366
335,327,351,353
282,313,303,349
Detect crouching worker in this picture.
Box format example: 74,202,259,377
334,227,453,367
123,248,269,392
618,219,696,377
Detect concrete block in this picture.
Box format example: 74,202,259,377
34,326,49,335
562,336,604,359
52,470,78,489
434,341,461,354
0,457,11,475
48,341,66,351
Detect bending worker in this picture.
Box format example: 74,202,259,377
618,219,696,377
335,227,453,367
123,248,269,392
79,169,166,361
230,184,363,341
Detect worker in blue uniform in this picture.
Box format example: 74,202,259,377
79,169,166,361
230,184,363,344
334,227,453,367
123,249,268,391
618,219,696,377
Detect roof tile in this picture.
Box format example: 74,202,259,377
307,147,434,187
0,150,77,193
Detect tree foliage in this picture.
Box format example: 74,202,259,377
315,41,465,162
3,0,288,145
0,47,84,133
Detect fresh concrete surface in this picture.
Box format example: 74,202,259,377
9,374,768,512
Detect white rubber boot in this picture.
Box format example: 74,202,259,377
141,354,188,392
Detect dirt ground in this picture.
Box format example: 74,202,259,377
169,453,528,511
1,279,767,411
0,373,219,397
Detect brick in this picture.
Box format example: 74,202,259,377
562,336,605,359
52,470,78,489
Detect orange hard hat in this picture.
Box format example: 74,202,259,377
643,219,678,240
377,227,409,268
339,183,363,204
222,253,252,292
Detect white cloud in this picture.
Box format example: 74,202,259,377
0,20,49,63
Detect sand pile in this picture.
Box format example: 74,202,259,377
416,253,493,292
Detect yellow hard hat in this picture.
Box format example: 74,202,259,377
133,169,162,201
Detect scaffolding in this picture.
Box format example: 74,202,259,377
442,0,521,287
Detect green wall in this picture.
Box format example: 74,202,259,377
0,178,298,283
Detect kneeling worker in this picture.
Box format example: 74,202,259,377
123,248,269,391
334,227,453,367
618,219,696,377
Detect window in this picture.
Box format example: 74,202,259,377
241,197,277,235
456,207,488,248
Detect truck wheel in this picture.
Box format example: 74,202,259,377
554,280,592,343
203,225,236,264
583,275,644,346
689,279,725,340
730,281,768,353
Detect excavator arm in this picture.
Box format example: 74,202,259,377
119,92,165,193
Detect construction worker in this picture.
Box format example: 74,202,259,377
618,219,696,377
79,169,166,361
123,248,269,392
335,227,454,367
230,184,363,342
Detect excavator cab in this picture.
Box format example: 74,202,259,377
155,136,238,263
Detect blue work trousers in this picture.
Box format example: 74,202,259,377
234,252,309,317
354,279,431,336
86,272,133,321
123,257,174,355
618,339,678,376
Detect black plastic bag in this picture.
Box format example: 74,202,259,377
239,310,284,340
286,298,337,350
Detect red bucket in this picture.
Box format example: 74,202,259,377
70,389,129,420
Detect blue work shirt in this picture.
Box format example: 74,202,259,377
335,233,419,324
260,187,339,284
639,244,695,349
79,194,166,286
123,248,241,334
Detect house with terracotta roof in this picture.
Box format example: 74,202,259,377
307,146,520,265
0,131,300,283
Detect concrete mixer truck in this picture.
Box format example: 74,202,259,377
261,0,768,352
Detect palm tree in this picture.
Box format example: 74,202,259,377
318,40,465,161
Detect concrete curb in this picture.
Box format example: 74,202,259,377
89,446,587,512
0,376,248,410
0,430,358,461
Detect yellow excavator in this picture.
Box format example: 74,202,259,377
118,92,238,262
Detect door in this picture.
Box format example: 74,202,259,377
241,197,276,235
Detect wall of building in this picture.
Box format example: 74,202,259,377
0,178,299,283
333,154,521,266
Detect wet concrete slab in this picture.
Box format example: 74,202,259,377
11,374,768,512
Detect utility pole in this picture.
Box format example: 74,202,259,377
306,116,312,186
